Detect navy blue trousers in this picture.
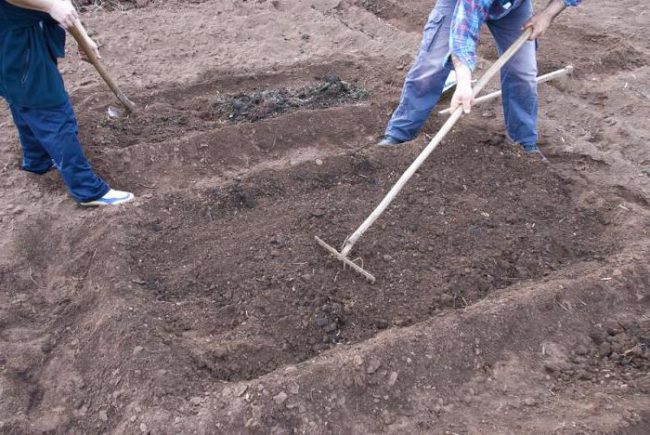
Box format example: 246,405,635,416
9,98,109,202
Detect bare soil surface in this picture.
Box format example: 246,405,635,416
1,1,649,434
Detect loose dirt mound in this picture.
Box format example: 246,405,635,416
0,0,649,433
211,75,369,123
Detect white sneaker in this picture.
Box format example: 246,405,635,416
80,189,135,207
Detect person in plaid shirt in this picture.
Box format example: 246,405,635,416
379,0,582,160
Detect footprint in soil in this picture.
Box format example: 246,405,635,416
211,185,257,209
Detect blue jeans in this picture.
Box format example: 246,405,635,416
9,99,109,202
385,0,538,149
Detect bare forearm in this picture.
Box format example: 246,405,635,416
452,56,472,84
7,0,56,14
525,0,570,40
8,0,80,29
543,0,567,19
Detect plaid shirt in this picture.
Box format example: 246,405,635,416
450,0,581,71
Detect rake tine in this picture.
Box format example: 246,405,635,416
315,236,376,283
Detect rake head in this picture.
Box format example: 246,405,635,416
314,236,376,283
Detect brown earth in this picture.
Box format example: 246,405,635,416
1,0,649,434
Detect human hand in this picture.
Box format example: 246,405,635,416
449,74,474,114
525,0,566,40
47,0,79,29
450,81,474,114
449,56,474,114
524,11,553,40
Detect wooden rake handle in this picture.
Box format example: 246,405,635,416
68,22,136,113
469,27,534,97
340,28,534,257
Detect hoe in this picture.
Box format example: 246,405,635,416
316,28,571,283
69,21,136,113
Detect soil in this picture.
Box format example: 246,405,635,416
1,0,649,434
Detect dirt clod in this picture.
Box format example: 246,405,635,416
524,398,538,407
273,392,288,405
367,358,382,374
387,371,399,387
208,76,368,123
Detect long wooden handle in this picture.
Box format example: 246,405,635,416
470,28,533,97
439,65,574,115
68,22,136,113
340,28,534,256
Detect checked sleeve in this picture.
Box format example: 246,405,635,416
449,0,493,72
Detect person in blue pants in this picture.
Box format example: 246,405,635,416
378,0,582,160
0,0,133,206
